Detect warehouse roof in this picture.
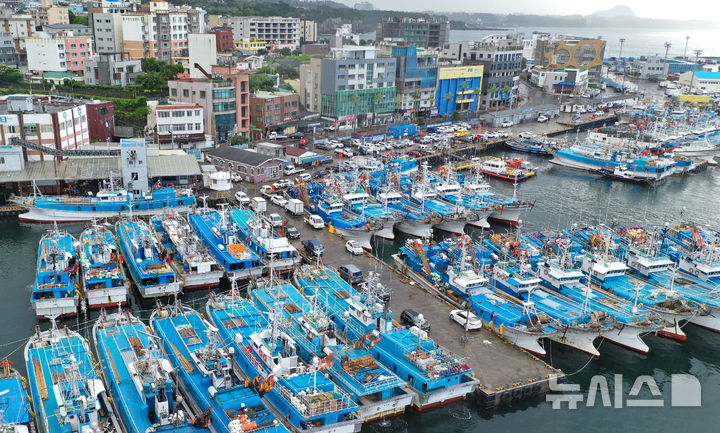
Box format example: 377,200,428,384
0,153,201,183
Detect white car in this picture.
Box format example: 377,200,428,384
501,120,514,128
268,213,284,228
297,172,312,182
270,195,288,207
234,191,251,206
345,240,364,255
449,310,483,330
537,115,549,123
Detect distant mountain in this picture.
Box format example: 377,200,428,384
590,5,636,19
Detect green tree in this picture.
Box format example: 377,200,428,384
230,135,249,146
140,58,184,80
275,47,292,56
487,84,499,108
277,64,299,80
135,72,167,92
457,81,470,111
68,11,88,26
501,84,512,107
472,87,482,113
411,89,421,116
373,92,385,125
249,72,275,93
451,110,461,121
350,93,362,129
443,92,454,115
0,64,23,85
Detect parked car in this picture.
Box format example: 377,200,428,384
315,142,333,150
268,131,287,140
501,120,514,128
289,131,304,139
268,213,283,228
537,115,549,123
305,214,325,229
302,239,325,256
297,172,312,182
234,191,251,206
406,150,422,157
272,180,291,189
285,224,300,239
319,155,334,164
313,169,328,179
270,195,288,207
400,309,430,331
338,264,365,284
449,310,483,330
231,173,242,183
344,240,364,255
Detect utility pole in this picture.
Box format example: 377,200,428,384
683,36,690,59
619,38,626,93
689,49,703,93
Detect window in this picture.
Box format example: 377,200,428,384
172,111,184,117
194,109,200,116
186,110,193,116
23,125,37,134
171,89,177,96
186,123,193,130
173,124,186,131
212,88,235,99
158,125,171,132
256,116,262,122
195,123,201,130
183,89,189,97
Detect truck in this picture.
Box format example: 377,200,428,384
283,164,305,176
268,131,287,140
251,196,267,213
285,198,304,216
304,214,324,229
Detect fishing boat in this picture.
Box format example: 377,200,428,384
12,181,195,224
578,247,701,342
401,164,468,235
248,281,415,423
341,188,405,241
150,213,223,289
116,219,183,298
93,310,206,433
374,188,434,238
312,196,378,251
598,157,676,183
0,360,34,433
78,222,129,309
293,266,478,409
462,171,533,226
505,136,557,155
229,208,301,273
536,256,665,355
24,323,121,433
475,157,535,182
150,303,288,433
207,288,363,433
188,208,264,280
394,238,556,356
32,226,80,318
664,225,720,285
489,260,614,357
433,167,494,229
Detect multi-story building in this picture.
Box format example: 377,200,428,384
0,32,21,67
530,67,588,94
42,24,93,37
533,35,606,85
188,33,217,79
631,56,669,80
119,0,205,63
0,95,91,162
299,18,317,43
0,12,35,51
390,45,438,115
441,35,523,110
299,46,396,126
678,71,720,93
147,102,211,150
168,73,250,143
376,17,449,49
26,36,94,74
228,16,300,48
30,5,70,26
210,26,233,51
83,53,142,86
435,65,483,115
249,90,300,138
235,38,267,53
90,12,124,54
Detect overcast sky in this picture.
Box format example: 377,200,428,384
341,0,720,21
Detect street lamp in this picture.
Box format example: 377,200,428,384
664,41,672,61
689,49,703,93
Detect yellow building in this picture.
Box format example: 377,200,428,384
235,38,268,52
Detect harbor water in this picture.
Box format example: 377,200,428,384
2,150,720,432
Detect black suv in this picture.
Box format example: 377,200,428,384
400,309,431,331
285,224,300,239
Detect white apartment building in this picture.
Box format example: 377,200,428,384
188,33,217,79
148,103,212,150
26,36,94,74
0,95,90,161
229,16,300,48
